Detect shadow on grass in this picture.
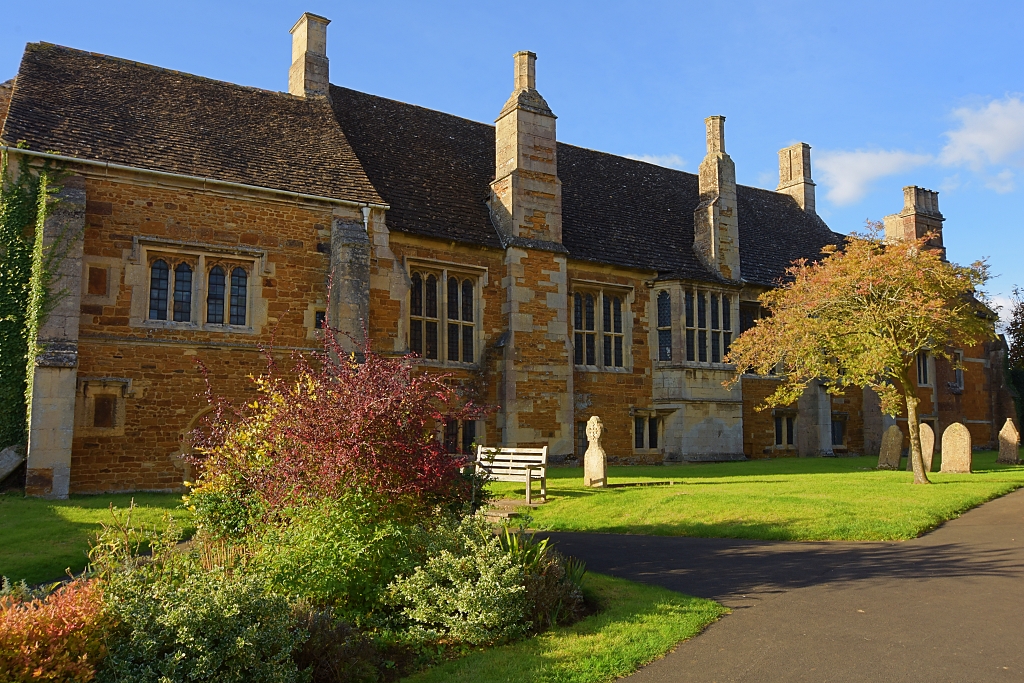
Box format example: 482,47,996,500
0,492,187,584
544,532,1023,605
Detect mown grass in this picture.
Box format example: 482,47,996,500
490,450,1024,541
402,572,725,683
0,492,191,584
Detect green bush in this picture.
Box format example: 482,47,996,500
183,487,262,539
90,507,304,683
387,516,529,646
254,497,421,624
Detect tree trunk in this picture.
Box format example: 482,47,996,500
904,365,930,484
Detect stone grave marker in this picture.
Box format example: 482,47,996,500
997,418,1020,465
877,424,903,470
0,444,25,482
940,423,972,473
906,423,935,473
583,415,607,487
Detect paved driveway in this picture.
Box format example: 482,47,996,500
546,488,1024,682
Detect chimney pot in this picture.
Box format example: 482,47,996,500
289,12,331,99
514,51,537,91
705,116,726,154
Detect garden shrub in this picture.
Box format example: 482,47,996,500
0,579,111,683
189,331,487,524
89,507,304,683
387,516,529,646
254,496,420,623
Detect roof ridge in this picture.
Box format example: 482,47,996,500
25,42,301,101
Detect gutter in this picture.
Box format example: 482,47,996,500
0,145,390,211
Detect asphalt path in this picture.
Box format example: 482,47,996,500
545,488,1024,682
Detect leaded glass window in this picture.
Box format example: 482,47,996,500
657,291,672,361
207,266,225,324
230,268,247,326
173,263,192,322
149,260,169,320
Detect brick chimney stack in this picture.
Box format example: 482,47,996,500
488,51,562,245
777,142,816,214
289,13,331,99
884,186,945,258
693,116,741,280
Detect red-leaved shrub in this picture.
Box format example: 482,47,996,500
0,579,111,682
190,328,487,520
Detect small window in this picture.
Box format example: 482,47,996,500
409,269,477,364
93,395,116,428
575,290,626,369
230,268,247,326
442,419,477,454
739,302,760,335
775,414,795,447
173,262,192,322
722,295,733,357
685,291,695,361
315,311,326,329
831,418,846,447
88,267,108,296
657,291,672,361
917,352,930,386
953,351,964,389
410,272,439,359
635,415,660,450
207,266,225,324
148,260,169,320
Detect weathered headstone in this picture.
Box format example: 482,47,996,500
940,423,972,473
877,424,903,470
583,415,607,487
0,444,26,482
906,423,935,473
997,418,1020,465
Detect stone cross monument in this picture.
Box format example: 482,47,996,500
583,415,607,488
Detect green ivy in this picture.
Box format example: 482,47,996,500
0,150,66,450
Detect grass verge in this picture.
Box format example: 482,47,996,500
0,492,190,584
490,451,1024,541
402,572,726,683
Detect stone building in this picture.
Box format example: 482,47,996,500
0,14,1013,497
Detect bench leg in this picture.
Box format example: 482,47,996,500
525,476,532,506
541,477,546,502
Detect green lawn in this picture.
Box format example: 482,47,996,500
402,572,725,683
0,492,190,584
491,450,1024,541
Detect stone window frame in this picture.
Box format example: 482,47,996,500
130,238,267,334
631,409,662,453
441,418,480,455
571,280,634,373
952,349,965,390
201,257,254,328
916,351,933,387
772,408,797,451
404,258,486,368
831,411,849,451
655,281,739,370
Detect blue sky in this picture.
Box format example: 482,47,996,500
4,1,1023,318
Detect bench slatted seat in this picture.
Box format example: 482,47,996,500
475,445,547,504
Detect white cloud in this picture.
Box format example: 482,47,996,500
991,294,1014,332
984,168,1016,193
815,149,931,206
940,96,1024,170
624,153,687,170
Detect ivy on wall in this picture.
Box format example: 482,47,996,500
0,149,65,450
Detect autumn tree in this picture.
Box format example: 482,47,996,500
726,224,992,484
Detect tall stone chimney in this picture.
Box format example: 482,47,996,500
693,116,741,280
884,186,945,257
488,51,562,245
777,142,816,214
289,13,330,98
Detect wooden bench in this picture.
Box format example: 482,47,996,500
475,445,548,505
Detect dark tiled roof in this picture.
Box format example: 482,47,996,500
1,43,382,205
331,86,843,286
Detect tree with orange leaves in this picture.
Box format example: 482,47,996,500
726,223,992,484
